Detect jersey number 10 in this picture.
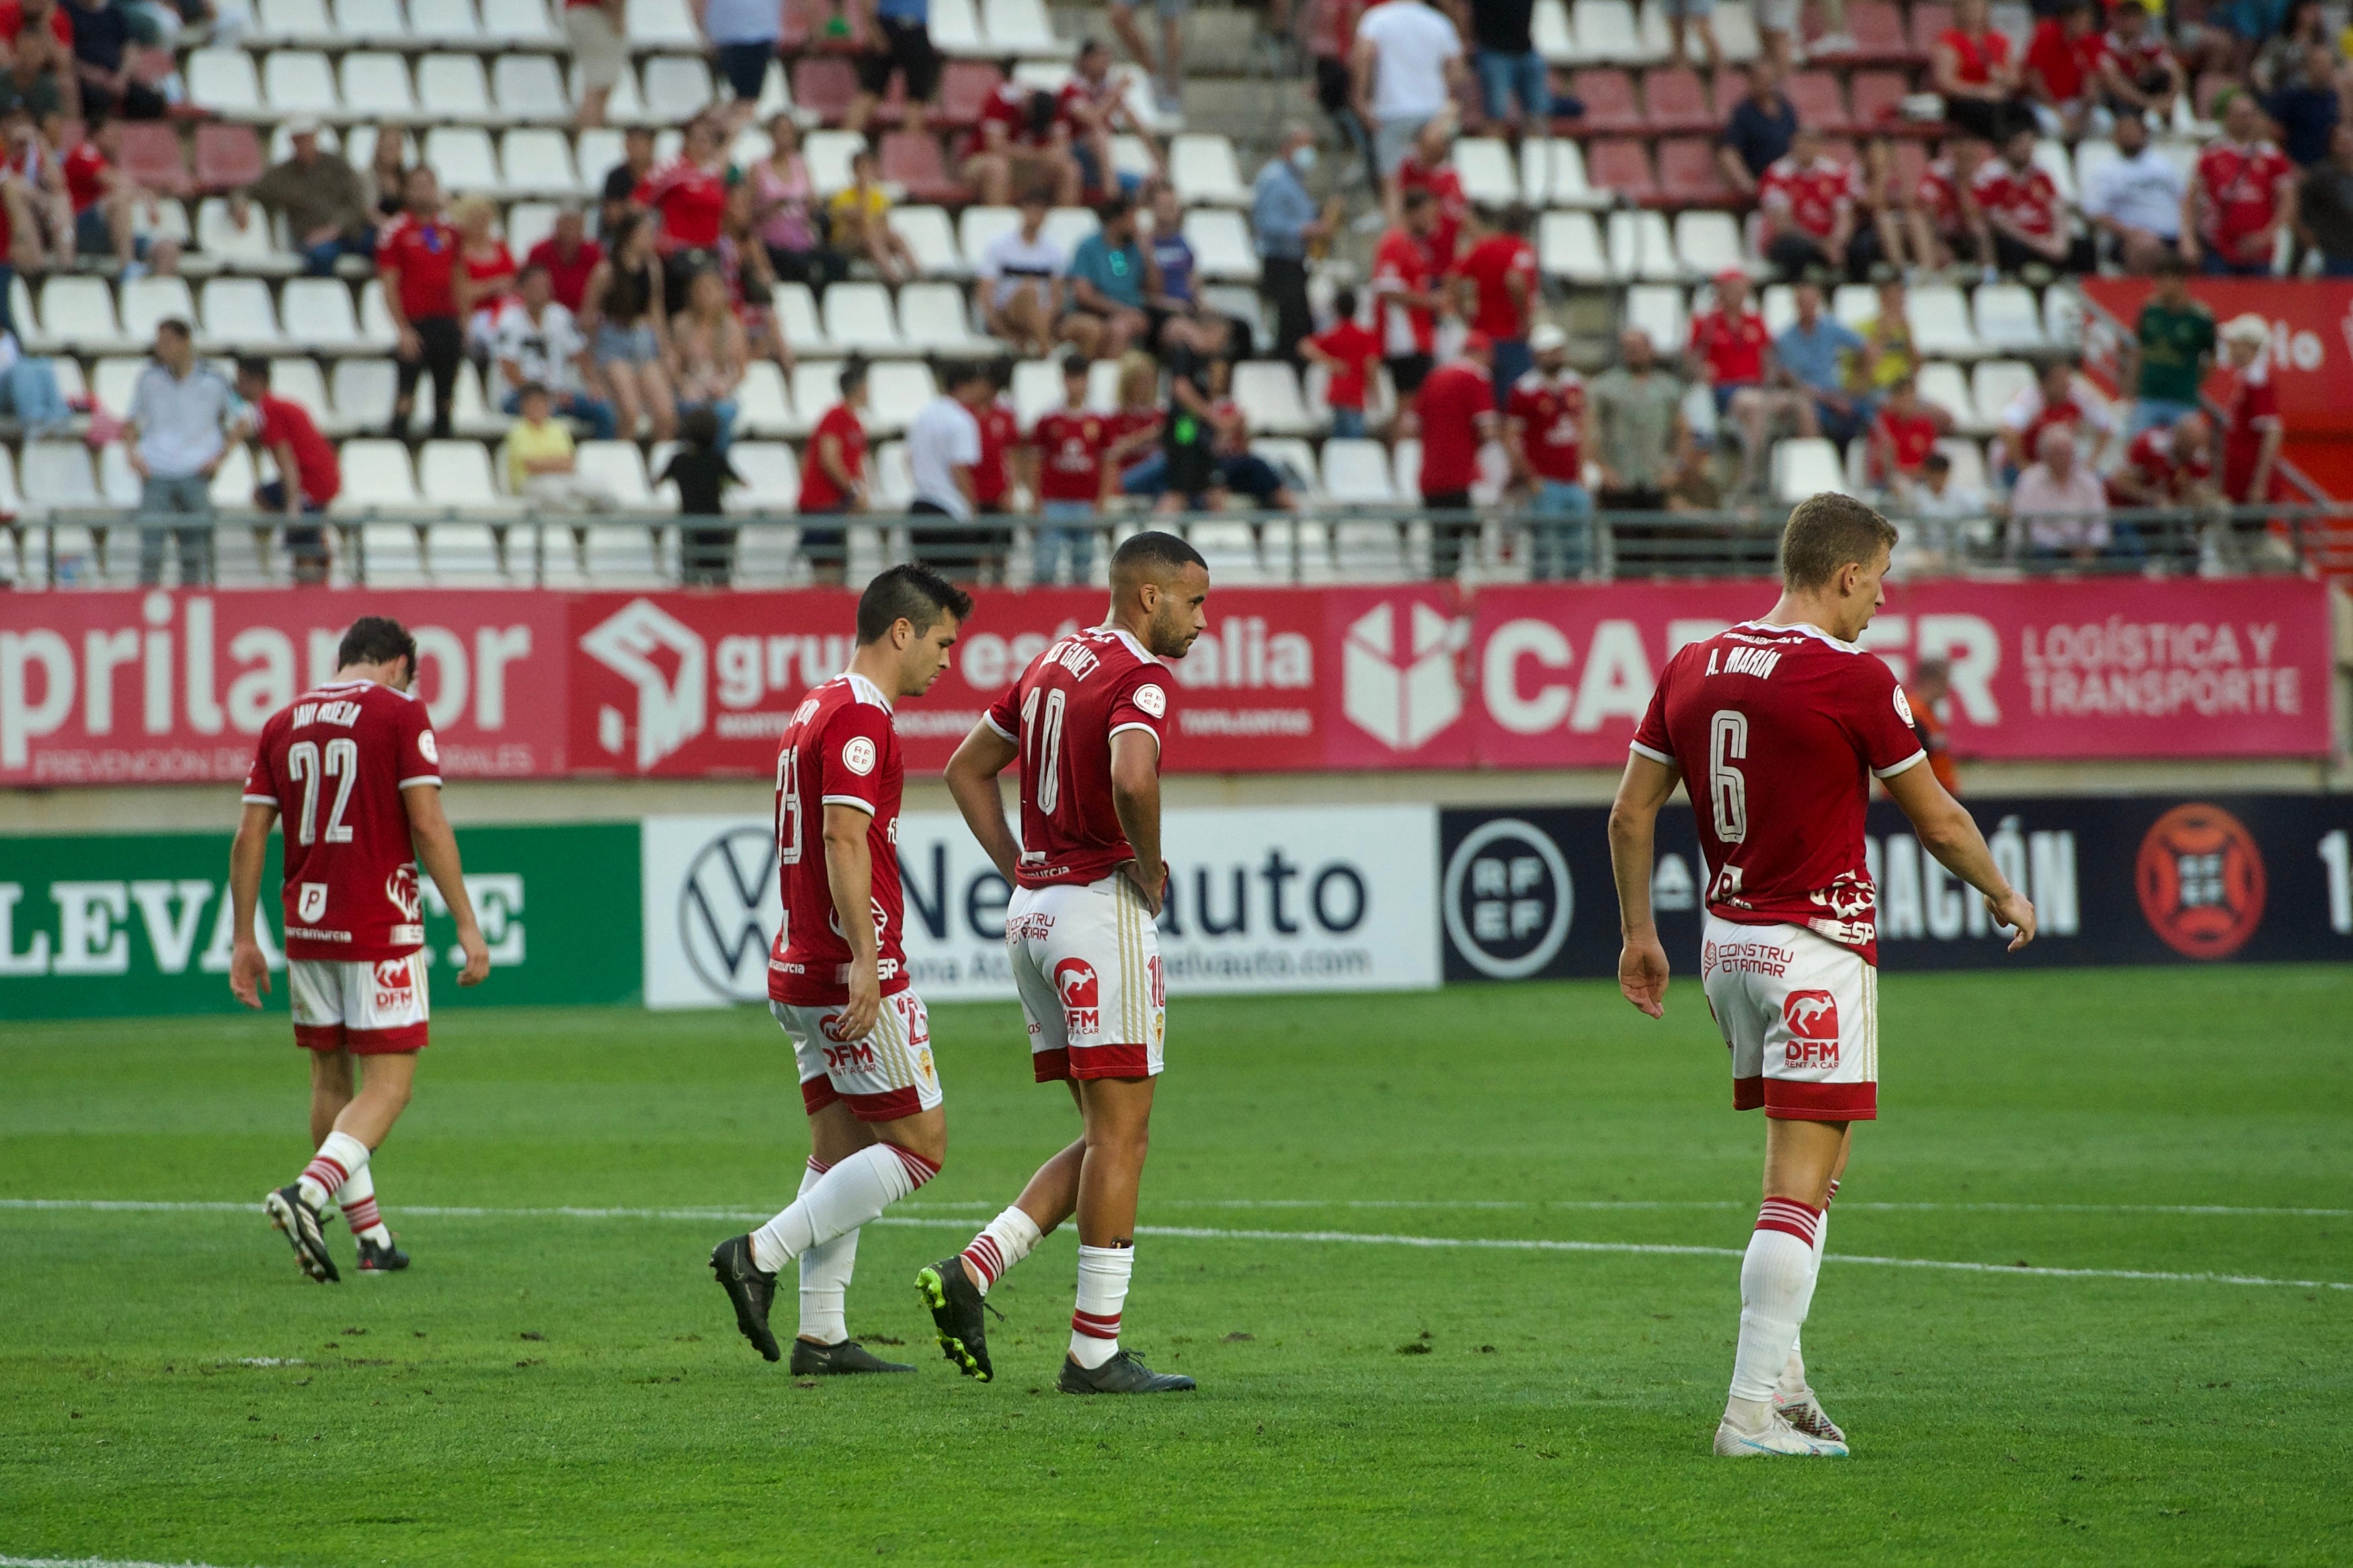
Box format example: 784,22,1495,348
1021,687,1068,817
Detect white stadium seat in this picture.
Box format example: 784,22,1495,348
500,129,582,197
418,53,493,121
198,277,286,352
1322,438,1399,506
119,276,198,345
425,128,500,194
1170,134,1248,207
340,52,417,119
642,56,715,121
1773,438,1850,503
333,0,407,44
188,48,264,118
735,360,796,438
1452,140,1519,206
928,0,985,53
864,364,940,437
889,206,964,277
821,282,908,357
1539,211,1607,284
408,0,486,46
1975,284,2050,354
983,0,1072,56
625,0,701,48
899,282,994,354
481,0,558,43
420,440,513,513
196,197,295,274
335,440,424,513
1232,361,1313,437
1183,209,1258,282
282,278,365,350
494,54,571,122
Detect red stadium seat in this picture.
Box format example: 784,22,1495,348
1786,71,1851,134
1848,71,1912,132
880,130,967,204
1657,137,1734,206
1709,66,1747,120
120,120,192,196
792,56,859,125
1829,1,1916,63
1587,138,1659,204
1642,67,1716,134
1909,3,1954,55
779,0,815,50
1571,69,1644,134
934,60,1002,128
191,123,260,194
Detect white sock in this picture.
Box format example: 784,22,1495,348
1726,1198,1823,1426
796,1157,859,1344
959,1205,1045,1296
1779,1179,1838,1399
749,1142,936,1275
1069,1243,1133,1369
334,1164,392,1247
296,1130,370,1211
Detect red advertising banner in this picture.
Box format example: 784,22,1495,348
1,579,2331,785
2080,278,2353,434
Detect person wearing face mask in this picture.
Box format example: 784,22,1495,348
1252,125,1334,370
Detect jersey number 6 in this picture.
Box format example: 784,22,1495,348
1708,709,1749,847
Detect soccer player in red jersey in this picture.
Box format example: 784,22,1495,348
1608,497,2037,1457
232,617,492,1283
711,565,973,1370
924,530,1210,1395
1030,354,1113,585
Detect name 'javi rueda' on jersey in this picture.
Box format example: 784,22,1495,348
1630,620,1927,964
768,671,910,1007
241,679,440,962
984,626,1171,889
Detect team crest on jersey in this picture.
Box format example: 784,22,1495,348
1055,958,1101,1037
915,1048,936,1085
1133,683,1167,718
298,882,329,922
387,864,422,922
842,736,877,776
1893,686,1915,727
418,729,440,765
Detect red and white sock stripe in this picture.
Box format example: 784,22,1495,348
341,1196,382,1233
961,1235,1006,1291
1755,1196,1823,1245
299,1155,350,1200
886,1145,940,1190
1824,1178,1840,1209
1070,1307,1121,1342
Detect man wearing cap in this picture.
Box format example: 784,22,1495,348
1689,270,1809,496
245,117,374,278
2217,313,2282,506
1504,322,1593,578
1415,332,1499,580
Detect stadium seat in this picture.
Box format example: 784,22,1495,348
2044,288,2083,350
1008,358,1062,428
1970,360,2036,431
769,283,831,358
627,0,701,46
1934,436,1989,495
1642,67,1716,134
1607,210,1679,284
1915,360,1979,434
792,58,858,126
1586,139,1659,204
481,0,560,44
1908,285,1978,358
117,122,193,199
432,523,514,584
1171,134,1249,207
1624,283,1686,349
335,441,424,513
259,356,333,423
934,60,1002,127
1908,1,1954,53
282,277,365,350
900,282,994,354
1322,439,1398,505
358,280,405,350
357,523,430,585
340,52,417,119
1673,211,1746,278
1570,0,1650,63
1714,0,1762,60
255,0,336,44
584,522,673,586
1533,0,1576,64
879,132,966,205
1332,518,1410,579
332,0,407,43
500,129,581,197
37,276,132,354
426,128,500,194
822,283,908,358
1570,69,1642,134
730,360,793,439
449,364,510,438
1520,137,1599,208
259,49,340,120
405,0,480,44
1772,438,1849,502
982,0,1072,56
419,52,494,121
198,277,286,352
1786,72,1849,134
926,0,985,54
1187,520,1265,581
1538,210,1608,284
91,356,147,417
732,511,806,585
789,363,851,438
1451,138,1520,206
492,53,570,124
864,364,939,436
1183,210,1258,282
643,56,716,121
889,206,965,277
577,441,656,507
725,442,801,514
1232,362,1313,437
804,130,863,196
420,441,514,515
196,197,292,273
187,48,264,118
1848,70,1909,132
1041,204,1100,254
1973,284,2050,354
21,442,104,518
325,358,395,433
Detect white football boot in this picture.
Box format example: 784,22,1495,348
1774,1388,1847,1446
1714,1413,1851,1457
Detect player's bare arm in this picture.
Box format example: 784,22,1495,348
405,784,491,986
1880,764,2037,951
1109,730,1165,915
227,800,278,1008
822,800,884,1042
1607,751,1683,1018
944,722,1023,884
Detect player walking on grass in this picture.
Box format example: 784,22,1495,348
710,565,972,1370
920,531,1209,1396
231,616,493,1283
1607,495,2038,1458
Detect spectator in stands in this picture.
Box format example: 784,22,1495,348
526,205,602,315
1310,0,1376,192
1106,0,1184,118
51,112,141,270
125,318,231,585
2086,111,2186,272
1903,659,1960,792
600,126,655,235
701,0,782,132
233,357,338,585
970,360,1019,520
2022,0,2111,142
2264,44,2341,168
1662,442,1724,511
1716,59,1795,201
1462,0,1552,135
1933,0,2028,145
582,211,676,442
2011,423,2112,564
796,360,869,583
502,381,605,507
68,0,163,120
746,116,827,292
1135,323,1293,511
1902,450,1990,569
1503,322,1592,577
0,107,67,269
1777,281,1872,446
565,0,627,130
1371,186,1447,399
1855,137,1917,275
1062,38,1154,200
908,360,993,577
847,0,939,136
1142,177,1200,345
378,167,464,443
1758,122,1875,281
1104,347,1163,482
1911,136,1990,269
662,406,742,585
825,147,918,285
1064,194,1149,360
2299,122,2353,274
1394,117,1468,267
1972,125,2096,274
1854,277,1915,394
1353,0,1466,214
2110,408,2219,509
454,194,518,363
2218,311,2281,505
1999,356,2113,479
643,116,735,311
493,263,616,440
1254,124,1332,373
963,81,1082,208
978,190,1064,357
2253,0,2328,91
1868,373,1945,491
2185,90,2297,275
246,116,372,278
366,123,410,220
1414,331,1497,578
2118,255,2213,436
1659,0,1720,75
1029,354,1111,585
1,0,77,119
668,267,746,451
0,325,69,431
1690,271,1806,495
1455,203,1538,401
1590,326,1686,511
2096,0,2184,125
1302,286,1380,438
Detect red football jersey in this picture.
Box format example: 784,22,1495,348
1689,305,1769,386
973,397,1017,507
1918,157,1965,234
768,673,909,1007
2023,17,2105,101
2222,360,2281,501
375,214,461,321
1758,155,1856,242
2196,140,2292,258
1938,26,2009,83
1414,361,1493,495
1308,319,1380,409
798,403,868,510
1505,369,1585,483
2122,424,2215,499
242,680,441,962
62,142,109,213
969,83,1060,157
984,626,1172,889
636,159,729,251
1396,157,1466,266
254,395,342,507
1031,407,1111,501
1873,407,1940,480
1970,157,2062,239
1632,621,1927,963
1458,233,1538,340
1371,229,1437,356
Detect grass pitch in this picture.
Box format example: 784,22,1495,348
1,968,2348,1567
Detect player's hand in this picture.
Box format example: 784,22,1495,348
229,938,271,1008
453,925,492,987
1117,858,1165,918
1989,887,2037,952
1618,934,1670,1019
837,960,883,1043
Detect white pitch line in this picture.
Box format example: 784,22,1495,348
4,1196,2347,1218
1,1198,2346,1292
0,1557,268,1568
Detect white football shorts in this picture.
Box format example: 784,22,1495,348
289,954,430,1055
1006,872,1166,1082
1699,914,1878,1121
772,988,941,1122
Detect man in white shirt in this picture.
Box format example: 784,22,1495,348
125,318,237,586
1351,0,1466,192
492,263,618,439
2009,424,2112,563
2083,112,2186,274
908,360,995,577
978,192,1066,358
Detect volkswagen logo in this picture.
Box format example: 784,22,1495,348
1443,818,1572,980
679,826,780,1002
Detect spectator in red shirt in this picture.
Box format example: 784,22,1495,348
1371,188,1450,397
971,362,1019,516
1394,120,1468,268
2218,313,2282,503
2022,0,2110,142
377,166,464,440
1454,203,1539,402
1910,136,1993,269
0,0,78,120
1688,272,1808,495
2185,91,2298,276
637,115,733,309
1971,126,2096,273
1059,38,1155,198
1027,354,1111,584
2109,408,2219,506
53,114,141,269
452,193,517,359
1757,123,1874,281
1931,0,2029,144
1503,322,1592,577
961,82,1082,209
796,359,869,584
234,356,340,584
1868,374,1948,491
2097,0,2184,124
1414,331,1499,579
525,204,603,315
1301,286,1382,438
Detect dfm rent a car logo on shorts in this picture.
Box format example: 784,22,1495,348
1443,819,1572,979
1343,602,1464,751
580,599,709,771
1782,989,1841,1068
679,825,779,1003
1055,958,1101,1036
